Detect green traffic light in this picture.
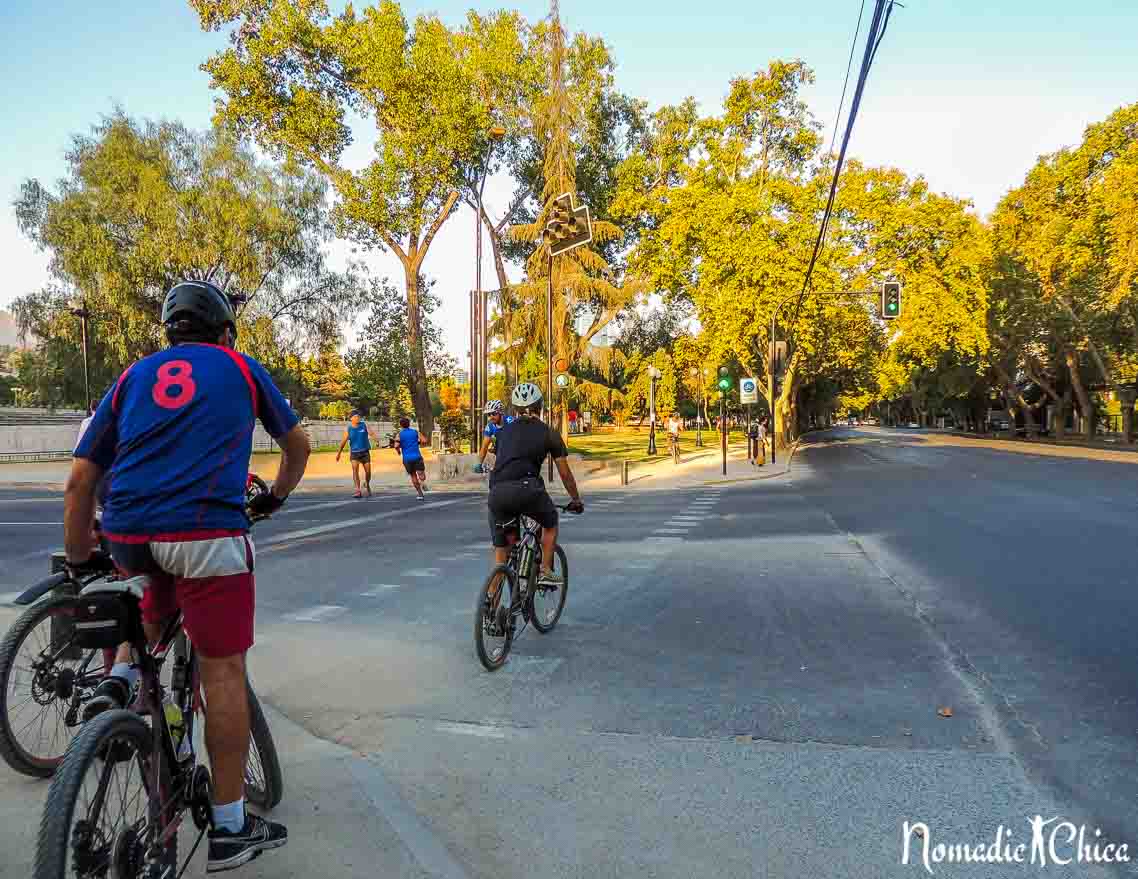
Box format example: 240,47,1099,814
717,378,730,391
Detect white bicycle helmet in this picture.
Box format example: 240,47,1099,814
484,399,505,414
511,382,543,409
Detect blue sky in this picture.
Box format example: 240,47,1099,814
3,0,1136,358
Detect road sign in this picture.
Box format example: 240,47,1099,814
555,373,570,388
740,377,758,404
546,193,593,256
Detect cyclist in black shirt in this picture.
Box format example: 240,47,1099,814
488,382,584,586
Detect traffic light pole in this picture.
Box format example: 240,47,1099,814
720,394,727,475
547,250,554,482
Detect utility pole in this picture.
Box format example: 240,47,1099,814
70,301,91,412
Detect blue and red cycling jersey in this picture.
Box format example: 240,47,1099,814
74,343,298,540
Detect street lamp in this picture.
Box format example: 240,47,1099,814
471,123,507,452
70,300,92,413
647,365,662,455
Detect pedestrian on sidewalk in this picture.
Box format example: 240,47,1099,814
335,410,379,498
747,420,759,465
395,416,429,500
757,417,767,465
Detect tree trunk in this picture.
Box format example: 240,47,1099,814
1065,349,1095,439
404,269,434,436
1052,388,1070,440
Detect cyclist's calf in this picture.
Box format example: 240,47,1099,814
198,651,251,805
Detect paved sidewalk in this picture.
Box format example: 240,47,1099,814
0,669,456,879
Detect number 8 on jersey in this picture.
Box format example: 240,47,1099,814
152,360,196,410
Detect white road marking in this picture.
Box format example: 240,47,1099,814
0,522,63,526
404,568,441,577
654,528,691,534
670,515,702,522
284,604,347,622
261,498,467,546
646,536,683,544
618,561,653,570
360,584,402,596
282,497,383,515
435,722,510,739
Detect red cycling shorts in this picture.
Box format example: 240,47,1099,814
106,532,256,658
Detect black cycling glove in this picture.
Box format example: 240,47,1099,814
248,490,286,519
566,499,584,514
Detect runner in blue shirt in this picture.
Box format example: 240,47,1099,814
335,410,378,497
394,416,429,500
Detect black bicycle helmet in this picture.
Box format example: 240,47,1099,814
161,280,238,343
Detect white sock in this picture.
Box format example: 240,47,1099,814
110,662,139,688
211,798,245,834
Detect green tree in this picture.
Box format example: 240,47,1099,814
988,103,1138,437
507,3,640,437
345,277,446,413
192,0,532,434
14,113,364,371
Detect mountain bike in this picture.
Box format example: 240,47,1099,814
34,506,285,877
474,504,579,671
1,475,279,796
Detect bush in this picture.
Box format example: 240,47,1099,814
319,400,353,420
436,409,471,452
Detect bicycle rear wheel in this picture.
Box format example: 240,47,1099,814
0,594,102,777
245,682,284,810
35,709,177,879
474,565,516,671
529,545,568,634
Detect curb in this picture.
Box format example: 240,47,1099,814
697,439,800,486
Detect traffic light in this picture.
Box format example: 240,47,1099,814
717,366,731,392
554,356,570,390
881,282,901,320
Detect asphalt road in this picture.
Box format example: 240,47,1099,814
0,434,1134,877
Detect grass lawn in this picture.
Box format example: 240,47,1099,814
568,428,745,463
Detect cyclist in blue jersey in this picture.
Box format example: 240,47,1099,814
65,280,309,872
473,399,511,474
335,410,379,497
394,416,429,500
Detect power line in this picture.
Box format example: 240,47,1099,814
790,0,899,327
829,0,867,157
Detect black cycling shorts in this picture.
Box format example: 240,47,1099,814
350,450,371,464
487,478,558,547
403,456,425,475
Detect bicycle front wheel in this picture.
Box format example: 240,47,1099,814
35,709,177,879
530,544,568,634
245,682,284,810
0,593,101,777
474,565,516,671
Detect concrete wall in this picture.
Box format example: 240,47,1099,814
0,425,83,453
0,419,425,455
